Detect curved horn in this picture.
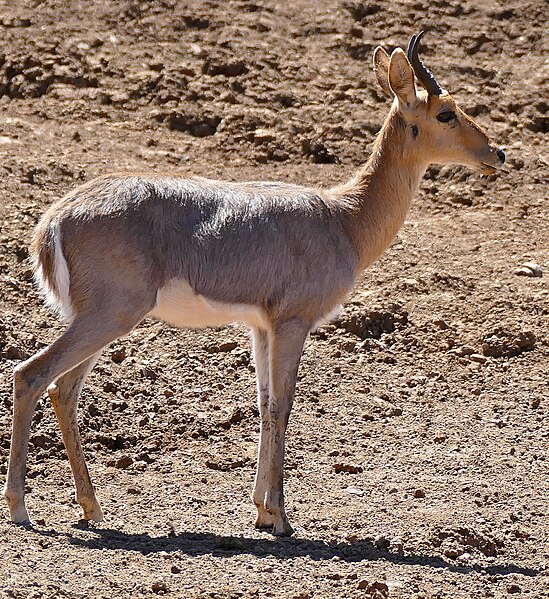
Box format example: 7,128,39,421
407,31,444,96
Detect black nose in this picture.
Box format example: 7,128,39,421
497,148,506,164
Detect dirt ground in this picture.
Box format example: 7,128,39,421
0,0,548,597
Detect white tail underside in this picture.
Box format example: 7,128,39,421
35,224,73,322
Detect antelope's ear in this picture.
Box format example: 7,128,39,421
388,48,417,108
373,46,392,97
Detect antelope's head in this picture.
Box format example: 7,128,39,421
373,32,505,175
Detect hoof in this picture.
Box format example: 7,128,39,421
12,518,32,527
254,510,294,536
9,505,31,525
255,520,275,532
254,511,275,531
81,501,104,522
272,520,294,537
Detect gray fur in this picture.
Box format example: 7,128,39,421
58,175,357,322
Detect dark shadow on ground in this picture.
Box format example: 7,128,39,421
23,522,542,579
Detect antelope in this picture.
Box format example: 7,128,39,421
3,33,505,535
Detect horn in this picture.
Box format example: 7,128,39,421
407,31,444,96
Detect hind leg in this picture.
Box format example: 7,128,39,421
3,310,147,524
48,352,103,521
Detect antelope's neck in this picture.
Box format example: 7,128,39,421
331,108,428,273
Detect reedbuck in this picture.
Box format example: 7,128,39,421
4,33,504,535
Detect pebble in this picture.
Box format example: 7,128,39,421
374,536,391,550
357,580,389,594
443,546,460,558
110,347,126,363
151,581,168,593
448,346,473,358
469,353,487,364
5,345,24,359
205,340,238,353
346,533,359,543
252,128,277,144
115,455,133,469
141,366,158,380
334,463,363,474
515,262,543,277
30,433,49,448
189,43,205,57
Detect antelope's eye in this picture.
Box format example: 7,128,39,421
436,111,456,123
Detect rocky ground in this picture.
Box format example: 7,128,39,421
0,0,548,597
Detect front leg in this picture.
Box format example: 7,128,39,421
251,327,274,530
253,319,309,536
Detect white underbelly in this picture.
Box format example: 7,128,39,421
149,278,270,330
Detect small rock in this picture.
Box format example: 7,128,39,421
357,580,389,596
202,59,247,77
449,345,476,357
4,345,23,360
151,581,168,594
189,43,206,57
375,536,391,550
443,546,460,558
205,340,238,353
301,138,338,164
115,455,133,469
515,262,542,277
110,347,126,363
334,463,364,474
252,128,277,145
148,61,164,72
216,537,245,550
341,339,358,353
170,565,181,574
346,486,364,496
141,366,158,380
347,533,359,544
30,433,49,448
507,584,521,594
103,381,118,393
413,488,426,498
482,329,535,358
217,406,246,429
138,452,154,463
469,353,487,364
